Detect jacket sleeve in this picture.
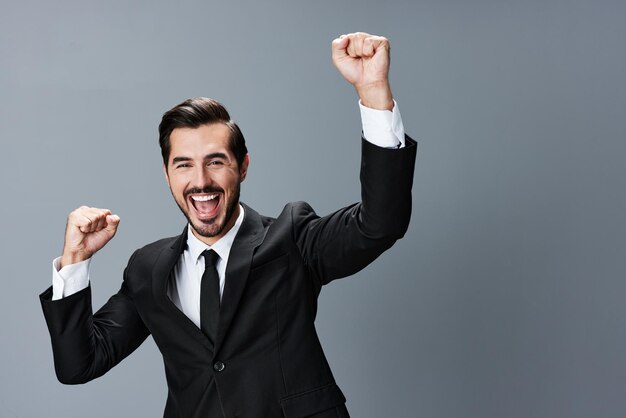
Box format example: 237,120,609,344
39,251,149,384
292,135,417,286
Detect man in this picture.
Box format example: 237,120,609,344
40,32,417,418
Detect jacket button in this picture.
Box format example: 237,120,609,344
213,361,225,372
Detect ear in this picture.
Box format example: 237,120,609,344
239,154,250,182
163,164,170,184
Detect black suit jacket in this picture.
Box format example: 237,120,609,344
40,137,417,418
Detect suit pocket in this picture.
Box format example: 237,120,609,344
280,383,346,418
250,253,289,276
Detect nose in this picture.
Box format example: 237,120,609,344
192,165,214,189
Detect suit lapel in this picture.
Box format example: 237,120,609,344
152,227,214,351
214,203,266,353
150,204,267,355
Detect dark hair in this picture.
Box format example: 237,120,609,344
158,97,247,168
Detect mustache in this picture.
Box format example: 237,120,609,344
184,186,224,198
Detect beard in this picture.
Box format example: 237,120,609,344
173,182,241,239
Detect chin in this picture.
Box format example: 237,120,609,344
192,219,224,238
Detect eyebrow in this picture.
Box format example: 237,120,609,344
171,153,229,165
171,156,192,164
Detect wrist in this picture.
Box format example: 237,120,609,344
355,81,394,111
60,251,91,269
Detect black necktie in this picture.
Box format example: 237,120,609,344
200,249,220,344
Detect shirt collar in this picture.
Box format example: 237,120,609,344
186,204,245,264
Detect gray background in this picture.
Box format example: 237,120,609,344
1,0,626,417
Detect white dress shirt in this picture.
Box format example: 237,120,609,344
167,209,244,327
52,101,407,328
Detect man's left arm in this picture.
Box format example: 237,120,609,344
292,32,417,286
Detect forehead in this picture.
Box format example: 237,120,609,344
169,123,232,158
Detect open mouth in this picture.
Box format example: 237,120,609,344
189,193,221,219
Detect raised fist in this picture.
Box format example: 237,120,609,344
331,32,394,110
60,206,120,268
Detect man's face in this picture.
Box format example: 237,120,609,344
164,123,248,245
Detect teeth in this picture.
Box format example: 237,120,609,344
191,194,217,201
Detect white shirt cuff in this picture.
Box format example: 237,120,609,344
52,257,91,300
359,100,406,149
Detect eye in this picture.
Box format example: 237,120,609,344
176,163,191,169
208,160,224,166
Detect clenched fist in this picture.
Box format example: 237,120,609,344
60,206,120,268
332,32,394,110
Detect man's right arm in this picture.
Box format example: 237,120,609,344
41,252,150,384
41,206,149,384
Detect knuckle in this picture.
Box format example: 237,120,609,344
75,220,88,228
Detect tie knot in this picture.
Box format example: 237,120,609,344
202,249,219,268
